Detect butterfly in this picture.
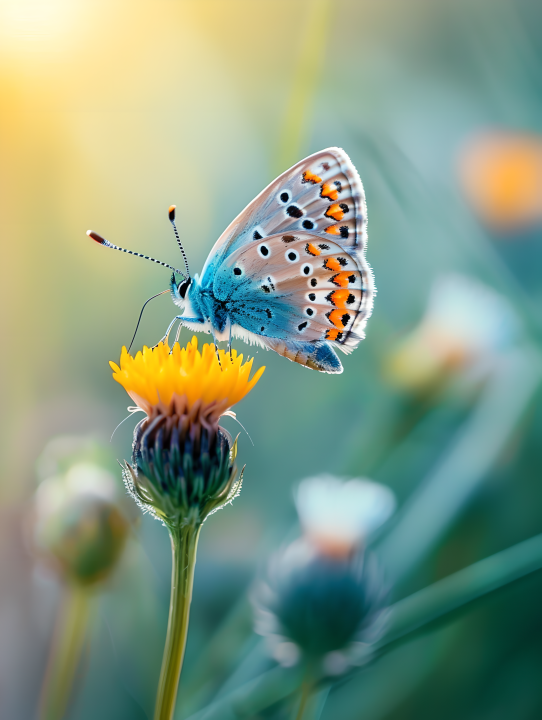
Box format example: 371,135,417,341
87,147,374,373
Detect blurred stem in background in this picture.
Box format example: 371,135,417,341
274,0,330,175
30,444,132,720
154,523,201,720
39,585,90,720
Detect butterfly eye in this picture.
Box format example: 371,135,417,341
258,244,270,258
177,278,191,299
286,250,299,263
279,191,290,203
300,263,313,276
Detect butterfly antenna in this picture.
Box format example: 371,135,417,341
168,206,191,278
86,230,187,279
128,289,170,353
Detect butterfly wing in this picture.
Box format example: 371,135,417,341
213,232,370,373
200,147,374,372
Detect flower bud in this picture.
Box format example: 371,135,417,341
32,462,130,586
254,476,393,675
254,541,387,675
123,408,242,528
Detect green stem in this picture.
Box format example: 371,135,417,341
154,522,201,720
39,584,90,720
293,680,312,720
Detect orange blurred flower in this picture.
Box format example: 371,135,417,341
459,131,542,232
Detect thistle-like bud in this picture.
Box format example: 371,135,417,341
123,405,242,529
254,476,395,676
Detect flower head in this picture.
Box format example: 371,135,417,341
110,338,264,422
387,273,519,393
111,338,264,528
295,475,396,557
459,131,542,232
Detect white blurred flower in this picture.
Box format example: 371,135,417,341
295,475,396,557
387,273,520,392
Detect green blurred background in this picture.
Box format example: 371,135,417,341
2,0,542,717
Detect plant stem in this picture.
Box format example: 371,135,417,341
154,522,201,720
293,680,312,720
39,584,90,720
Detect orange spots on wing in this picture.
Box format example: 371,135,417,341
328,309,351,328
306,243,321,256
326,328,340,341
331,272,356,288
321,182,339,201
325,203,345,221
329,289,350,308
324,224,341,236
324,257,342,271
303,169,322,184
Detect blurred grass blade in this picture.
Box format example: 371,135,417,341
185,665,304,720
379,531,542,650
378,345,541,584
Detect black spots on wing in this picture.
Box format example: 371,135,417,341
233,267,242,276
259,244,270,257
337,257,348,266
339,203,349,214
287,251,297,261
253,230,263,240
335,331,343,341
341,313,350,326
261,285,270,293
334,180,342,193
308,293,316,301
318,243,329,250
348,274,356,284
340,226,349,239
306,308,314,317
280,192,290,203
261,327,265,332
265,308,273,319
282,235,296,243
286,205,303,218
302,264,311,275
267,276,276,291
347,293,355,305
310,278,317,287
298,321,308,331
302,219,314,230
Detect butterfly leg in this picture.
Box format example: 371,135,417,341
173,321,182,346
155,316,181,348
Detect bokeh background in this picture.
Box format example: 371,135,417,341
2,0,542,718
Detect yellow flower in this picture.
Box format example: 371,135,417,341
110,337,265,422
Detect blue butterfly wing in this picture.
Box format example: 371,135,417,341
199,148,374,372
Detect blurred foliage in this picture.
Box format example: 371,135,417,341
1,0,542,718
